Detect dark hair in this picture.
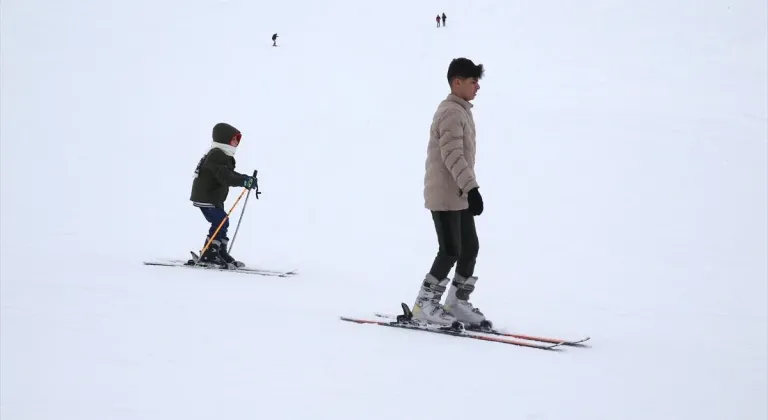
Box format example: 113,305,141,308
447,58,484,85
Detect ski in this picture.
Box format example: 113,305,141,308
143,258,298,278
187,251,296,276
341,303,564,350
373,312,589,346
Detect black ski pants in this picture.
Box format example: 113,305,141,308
428,209,479,280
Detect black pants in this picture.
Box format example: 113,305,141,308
429,209,479,280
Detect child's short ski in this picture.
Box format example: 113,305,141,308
373,312,589,346
341,303,564,350
143,256,298,278
187,251,295,276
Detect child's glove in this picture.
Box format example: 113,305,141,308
242,176,255,190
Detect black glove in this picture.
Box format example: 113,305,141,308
467,187,483,216
242,175,255,190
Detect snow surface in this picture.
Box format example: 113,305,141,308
1,0,767,419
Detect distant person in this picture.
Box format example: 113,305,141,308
412,58,487,328
272,33,278,47
436,14,441,28
442,13,446,26
189,123,256,268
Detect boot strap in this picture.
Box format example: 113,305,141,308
422,275,449,293
452,280,475,300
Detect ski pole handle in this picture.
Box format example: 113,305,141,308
252,169,261,199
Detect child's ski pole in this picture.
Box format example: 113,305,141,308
228,170,259,254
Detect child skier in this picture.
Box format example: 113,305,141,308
189,122,255,268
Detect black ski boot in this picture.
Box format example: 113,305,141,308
219,238,245,268
199,237,228,268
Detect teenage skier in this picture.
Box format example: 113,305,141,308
413,57,487,327
189,122,256,268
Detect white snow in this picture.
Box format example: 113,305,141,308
1,0,766,419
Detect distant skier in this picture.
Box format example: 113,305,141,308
189,123,256,268
413,57,487,327
441,13,446,27
436,14,441,28
272,33,278,47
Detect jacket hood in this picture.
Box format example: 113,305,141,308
212,122,241,145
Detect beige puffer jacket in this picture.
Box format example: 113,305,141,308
423,94,479,211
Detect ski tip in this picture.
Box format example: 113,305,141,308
277,269,299,277
563,337,591,347
527,340,567,351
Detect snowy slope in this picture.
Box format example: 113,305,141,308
1,0,766,419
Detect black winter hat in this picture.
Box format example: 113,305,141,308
212,122,241,144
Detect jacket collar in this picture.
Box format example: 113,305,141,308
446,93,473,110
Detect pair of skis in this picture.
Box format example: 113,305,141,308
145,257,584,350
143,251,298,278
340,303,590,351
